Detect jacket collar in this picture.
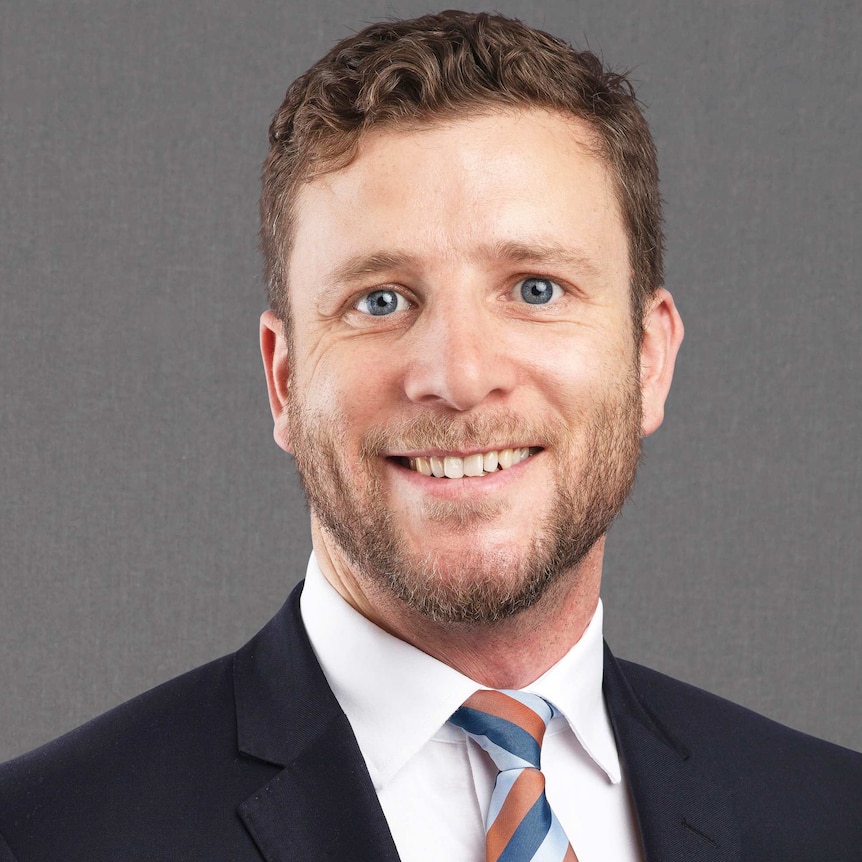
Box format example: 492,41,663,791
232,582,741,862
603,643,742,862
233,582,401,862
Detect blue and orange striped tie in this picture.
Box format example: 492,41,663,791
451,689,578,862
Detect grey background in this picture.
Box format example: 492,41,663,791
1,0,859,762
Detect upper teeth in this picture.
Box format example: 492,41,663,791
408,448,535,478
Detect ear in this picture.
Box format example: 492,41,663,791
639,288,684,437
260,309,294,453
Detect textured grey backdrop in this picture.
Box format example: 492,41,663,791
1,0,860,762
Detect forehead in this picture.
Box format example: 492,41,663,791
287,108,628,290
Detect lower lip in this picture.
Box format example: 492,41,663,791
386,452,540,497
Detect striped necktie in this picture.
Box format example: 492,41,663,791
451,689,578,862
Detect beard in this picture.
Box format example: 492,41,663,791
288,371,642,626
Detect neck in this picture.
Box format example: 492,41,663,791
311,521,604,689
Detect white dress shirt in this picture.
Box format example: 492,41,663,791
300,553,643,862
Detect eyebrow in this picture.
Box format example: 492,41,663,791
487,239,603,279
322,239,603,295
312,252,419,309
327,251,417,286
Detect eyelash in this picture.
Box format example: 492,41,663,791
516,276,564,305
351,275,566,317
353,289,412,316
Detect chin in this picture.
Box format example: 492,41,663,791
373,540,577,626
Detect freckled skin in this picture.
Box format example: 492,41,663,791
261,109,683,687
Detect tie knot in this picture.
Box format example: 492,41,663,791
450,689,554,772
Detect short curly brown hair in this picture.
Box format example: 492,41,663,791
261,10,663,329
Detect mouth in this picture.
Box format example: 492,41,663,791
392,446,542,479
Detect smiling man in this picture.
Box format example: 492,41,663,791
1,10,861,862
262,108,655,668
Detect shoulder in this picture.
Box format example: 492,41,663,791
1,654,235,784
0,655,278,861
614,656,862,844
618,656,862,768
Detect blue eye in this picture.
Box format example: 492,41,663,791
356,289,409,316
519,277,561,305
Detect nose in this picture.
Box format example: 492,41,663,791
402,300,517,411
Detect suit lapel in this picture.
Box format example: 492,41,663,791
603,644,742,862
232,583,744,861
237,714,402,862
233,583,401,862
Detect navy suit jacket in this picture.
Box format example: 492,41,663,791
1,582,861,861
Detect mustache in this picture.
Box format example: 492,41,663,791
359,411,558,457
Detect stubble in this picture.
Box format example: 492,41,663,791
287,370,642,625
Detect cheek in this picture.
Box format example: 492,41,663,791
521,335,601,393
526,329,635,411
301,341,403,427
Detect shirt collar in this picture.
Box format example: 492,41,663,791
299,552,621,789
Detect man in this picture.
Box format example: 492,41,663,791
1,10,860,861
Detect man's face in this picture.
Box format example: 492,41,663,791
273,109,648,624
